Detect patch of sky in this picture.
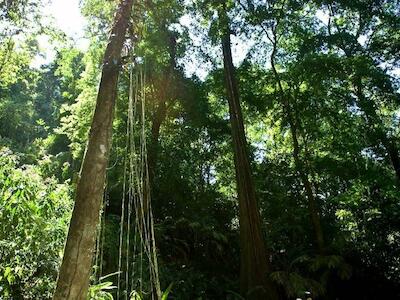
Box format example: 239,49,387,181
31,0,88,68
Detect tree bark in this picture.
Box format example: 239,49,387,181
219,8,278,300
53,1,133,299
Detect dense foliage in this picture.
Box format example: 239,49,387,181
0,0,399,299
0,149,71,298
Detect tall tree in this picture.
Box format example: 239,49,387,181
269,27,325,254
242,0,326,254
148,31,177,190
53,0,134,299
218,4,278,299
320,0,400,182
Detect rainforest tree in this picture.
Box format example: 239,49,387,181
0,0,399,299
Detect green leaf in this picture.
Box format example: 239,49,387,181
162,283,174,300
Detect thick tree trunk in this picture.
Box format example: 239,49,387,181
53,1,133,299
219,9,278,300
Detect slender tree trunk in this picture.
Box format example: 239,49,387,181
290,122,325,254
53,1,133,299
219,8,278,300
270,38,325,254
239,0,325,253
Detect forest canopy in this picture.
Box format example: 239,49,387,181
0,0,399,299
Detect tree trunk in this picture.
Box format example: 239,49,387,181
147,32,176,202
53,1,133,299
290,121,325,254
219,8,278,300
269,37,325,254
148,98,167,188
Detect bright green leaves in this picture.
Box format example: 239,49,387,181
0,148,72,298
55,48,85,102
88,281,116,300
